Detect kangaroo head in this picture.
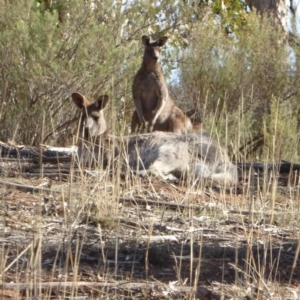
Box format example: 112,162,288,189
142,35,168,64
72,92,109,140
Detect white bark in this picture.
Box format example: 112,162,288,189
248,0,287,33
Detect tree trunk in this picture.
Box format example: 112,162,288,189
248,0,287,33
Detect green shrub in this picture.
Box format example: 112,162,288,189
178,12,300,161
1,1,300,163
0,1,139,145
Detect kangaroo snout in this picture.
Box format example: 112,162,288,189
152,49,160,61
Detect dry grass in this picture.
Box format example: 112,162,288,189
1,3,300,298
0,150,300,299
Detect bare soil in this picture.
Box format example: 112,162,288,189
1,150,300,299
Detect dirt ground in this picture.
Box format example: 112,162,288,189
1,153,300,299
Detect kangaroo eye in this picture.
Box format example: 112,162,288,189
93,116,99,122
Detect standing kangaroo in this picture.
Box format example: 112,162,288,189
132,36,193,134
72,92,237,186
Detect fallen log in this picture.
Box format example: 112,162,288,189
237,162,300,173
2,142,300,175
0,143,76,163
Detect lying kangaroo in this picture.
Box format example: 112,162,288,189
132,36,193,134
72,92,237,185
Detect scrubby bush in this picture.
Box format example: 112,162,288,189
0,1,300,163
0,1,141,145
178,12,300,161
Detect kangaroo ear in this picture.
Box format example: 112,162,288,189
157,36,168,47
72,92,90,109
94,95,109,110
185,109,196,118
142,35,151,46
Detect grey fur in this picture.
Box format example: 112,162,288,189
72,92,237,185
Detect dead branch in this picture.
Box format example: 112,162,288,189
0,180,60,194
118,197,207,211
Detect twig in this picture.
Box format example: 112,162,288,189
118,197,206,211
1,243,32,276
0,180,60,194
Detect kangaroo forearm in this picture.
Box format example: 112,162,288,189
151,96,167,125
134,98,146,124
